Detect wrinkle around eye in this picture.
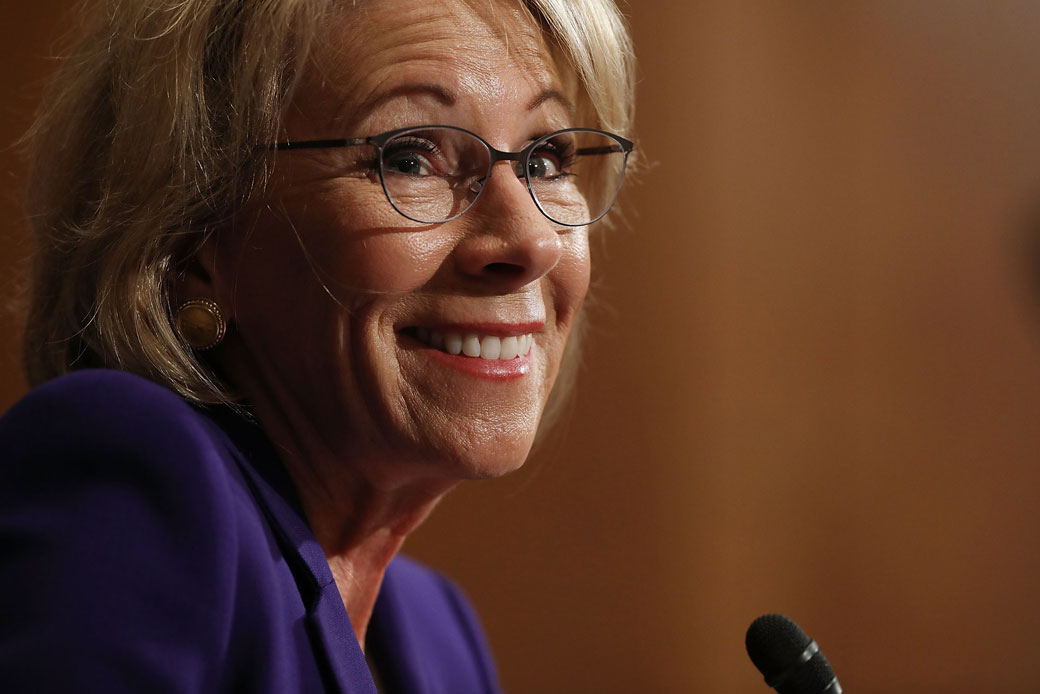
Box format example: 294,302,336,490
273,150,377,185
269,169,376,203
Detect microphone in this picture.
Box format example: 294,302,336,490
745,614,843,693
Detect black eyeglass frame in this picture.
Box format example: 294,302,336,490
263,125,634,227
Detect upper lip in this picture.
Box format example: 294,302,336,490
401,321,545,337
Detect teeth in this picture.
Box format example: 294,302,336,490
500,336,518,360
444,333,463,355
480,336,501,359
462,334,481,357
409,328,535,360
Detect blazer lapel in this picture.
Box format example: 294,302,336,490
206,410,377,694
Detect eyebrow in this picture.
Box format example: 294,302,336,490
357,83,573,119
527,88,573,114
357,83,457,115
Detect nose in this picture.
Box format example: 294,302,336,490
451,164,565,289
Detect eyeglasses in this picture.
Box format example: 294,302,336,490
264,125,633,227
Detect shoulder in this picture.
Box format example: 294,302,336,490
0,369,238,502
1,369,217,460
0,370,249,691
3,368,189,414
0,367,241,578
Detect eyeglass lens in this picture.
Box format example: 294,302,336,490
378,128,627,226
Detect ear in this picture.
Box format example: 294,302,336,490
169,231,233,321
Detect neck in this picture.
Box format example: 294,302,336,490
217,340,459,646
300,473,455,647
239,391,456,645
265,413,457,646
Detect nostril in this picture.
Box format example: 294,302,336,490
484,262,525,276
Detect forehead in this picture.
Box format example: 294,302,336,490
291,0,569,129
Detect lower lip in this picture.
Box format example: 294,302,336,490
405,341,533,379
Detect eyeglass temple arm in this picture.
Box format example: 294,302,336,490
262,137,368,152
576,144,630,156
263,138,632,156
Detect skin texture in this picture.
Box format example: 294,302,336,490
180,0,590,646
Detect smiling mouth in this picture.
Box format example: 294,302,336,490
403,327,534,360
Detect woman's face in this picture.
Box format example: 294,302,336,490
214,0,590,486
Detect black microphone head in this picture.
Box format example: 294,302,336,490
745,614,840,694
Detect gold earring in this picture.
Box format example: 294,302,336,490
174,298,226,350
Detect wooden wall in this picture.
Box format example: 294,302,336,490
4,2,1040,692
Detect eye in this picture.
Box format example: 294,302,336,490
382,136,444,176
385,152,429,175
525,154,560,179
523,136,576,179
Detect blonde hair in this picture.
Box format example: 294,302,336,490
22,0,636,404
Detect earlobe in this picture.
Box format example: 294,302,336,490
169,231,232,350
173,298,227,350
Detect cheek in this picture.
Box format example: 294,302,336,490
233,189,457,304
330,233,454,297
552,231,592,321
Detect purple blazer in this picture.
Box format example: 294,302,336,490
0,370,501,693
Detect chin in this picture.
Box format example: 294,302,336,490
463,452,532,480
431,425,538,481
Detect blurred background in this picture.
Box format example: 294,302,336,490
3,1,1040,692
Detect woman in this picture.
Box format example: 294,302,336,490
0,0,634,691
